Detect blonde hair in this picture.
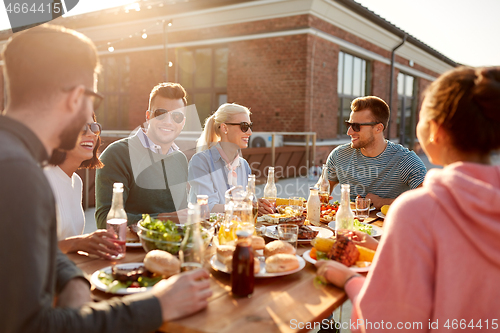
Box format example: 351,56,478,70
197,103,251,152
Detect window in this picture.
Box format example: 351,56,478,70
397,72,416,147
177,46,228,127
337,51,369,136
95,56,130,130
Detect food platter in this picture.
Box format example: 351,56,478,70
210,255,306,278
126,242,143,248
263,225,333,243
327,221,383,237
302,250,370,273
90,263,153,295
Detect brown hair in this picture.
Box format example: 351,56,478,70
148,82,188,110
1,24,99,109
424,66,500,154
351,96,390,129
48,114,104,169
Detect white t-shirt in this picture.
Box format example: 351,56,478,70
44,166,85,240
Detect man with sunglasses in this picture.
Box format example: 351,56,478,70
325,96,427,208
95,82,190,228
0,25,210,333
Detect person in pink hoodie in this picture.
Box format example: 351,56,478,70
316,66,500,332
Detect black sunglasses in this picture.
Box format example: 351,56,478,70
149,108,185,124
225,122,253,133
84,88,104,111
82,122,102,136
62,86,104,111
344,121,380,132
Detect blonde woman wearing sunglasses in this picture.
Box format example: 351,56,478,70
44,114,122,258
189,103,253,212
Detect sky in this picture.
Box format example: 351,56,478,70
0,0,499,67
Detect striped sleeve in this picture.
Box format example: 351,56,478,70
400,151,427,189
326,148,339,182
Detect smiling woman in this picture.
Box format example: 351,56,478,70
45,113,121,259
188,103,252,212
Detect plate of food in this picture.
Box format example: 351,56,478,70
211,240,305,278
126,225,143,247
90,263,162,295
264,225,333,243
328,220,383,237
302,249,371,273
376,212,386,219
210,254,305,278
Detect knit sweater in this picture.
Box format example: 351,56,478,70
95,133,188,228
345,162,500,332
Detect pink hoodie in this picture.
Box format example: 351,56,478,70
345,162,500,332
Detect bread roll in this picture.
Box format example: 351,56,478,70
224,256,260,274
251,236,265,251
217,245,235,263
265,254,299,273
264,240,295,258
143,250,180,278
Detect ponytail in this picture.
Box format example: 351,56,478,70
196,115,219,152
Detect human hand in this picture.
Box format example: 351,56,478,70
365,193,386,209
74,230,122,259
347,230,379,251
258,198,275,215
315,260,357,289
56,277,91,308
151,268,212,322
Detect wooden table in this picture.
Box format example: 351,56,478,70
70,212,384,333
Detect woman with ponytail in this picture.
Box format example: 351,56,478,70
316,66,500,332
188,103,252,212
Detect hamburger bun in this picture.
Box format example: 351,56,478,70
126,228,139,243
224,257,261,274
264,240,296,258
265,254,299,273
144,250,180,278
251,236,265,251
217,245,235,263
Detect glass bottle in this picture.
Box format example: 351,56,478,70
246,175,258,224
106,182,127,259
179,203,204,271
197,194,210,221
231,225,255,297
315,164,331,204
307,187,321,226
231,187,252,225
263,167,277,209
335,184,355,237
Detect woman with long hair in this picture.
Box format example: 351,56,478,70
316,66,500,331
188,103,253,212
45,113,120,258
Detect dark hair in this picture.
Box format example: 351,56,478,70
351,96,390,129
424,66,500,154
148,82,188,110
1,24,99,109
48,114,104,169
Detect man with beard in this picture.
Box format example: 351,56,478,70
0,25,211,333
326,96,426,208
95,82,189,228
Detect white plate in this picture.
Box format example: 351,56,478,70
376,212,386,219
126,242,143,248
302,249,371,273
90,263,152,295
327,221,383,237
264,225,333,242
210,254,305,278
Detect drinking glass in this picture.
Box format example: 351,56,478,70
355,198,371,221
289,196,304,208
277,224,299,250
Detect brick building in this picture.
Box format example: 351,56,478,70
0,0,457,163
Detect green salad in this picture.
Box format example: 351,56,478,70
353,218,373,235
98,270,162,293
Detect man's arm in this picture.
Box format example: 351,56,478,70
328,180,339,195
